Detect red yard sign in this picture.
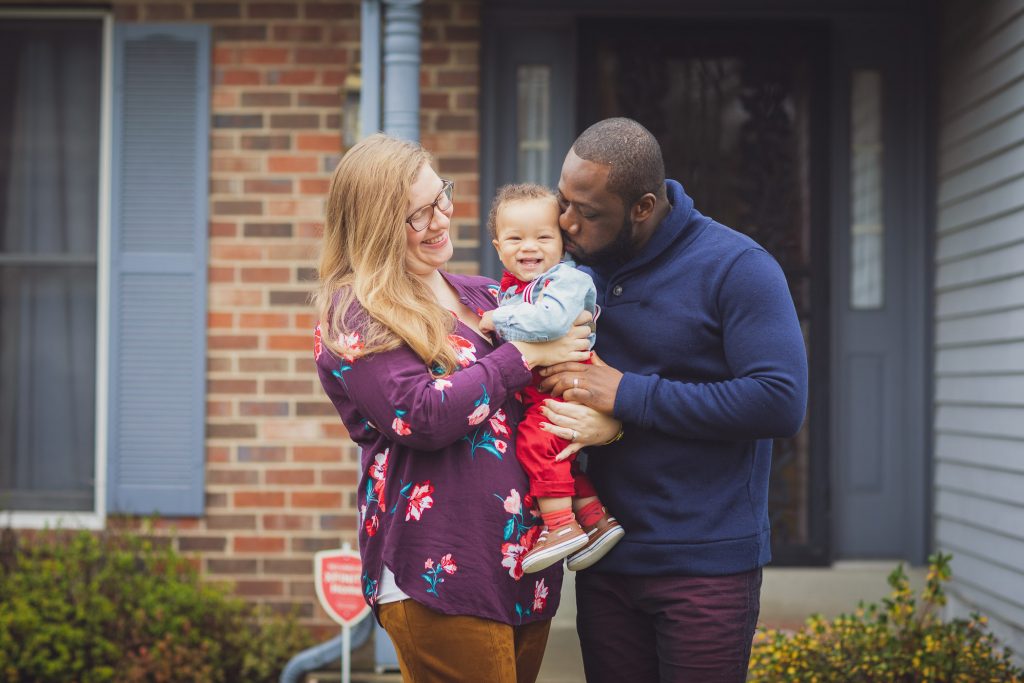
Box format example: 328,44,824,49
315,548,370,626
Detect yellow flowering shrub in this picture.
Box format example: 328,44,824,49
748,553,1024,682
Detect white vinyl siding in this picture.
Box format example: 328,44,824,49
935,0,1024,659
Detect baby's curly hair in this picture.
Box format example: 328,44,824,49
486,183,559,238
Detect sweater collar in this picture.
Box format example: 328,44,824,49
591,179,703,281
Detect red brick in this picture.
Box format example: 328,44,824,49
210,244,263,260
240,401,290,417
213,200,263,216
241,134,292,150
239,357,289,372
244,178,293,195
210,289,263,307
209,378,259,394
267,69,318,86
207,423,257,439
206,400,232,417
211,156,262,173
207,445,231,462
240,92,292,107
218,70,261,86
240,47,290,64
291,491,342,508
235,491,286,508
305,2,356,20
265,559,311,574
208,558,258,574
320,514,357,531
292,537,341,553
297,92,340,108
294,446,341,463
206,514,258,531
207,468,259,485
269,156,319,173
266,469,316,485
297,133,341,152
263,513,314,530
145,3,187,20
208,311,233,328
236,580,285,596
321,468,358,486
208,334,259,350
272,25,323,41
299,178,330,195
248,2,297,19
239,312,289,328
208,266,235,283
265,379,313,395
241,267,290,284
437,70,477,88
268,335,309,351
234,536,286,553
295,47,349,64
179,536,227,552
238,446,287,463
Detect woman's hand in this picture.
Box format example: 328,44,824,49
539,401,622,461
511,322,592,369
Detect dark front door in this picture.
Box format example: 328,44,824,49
575,20,830,564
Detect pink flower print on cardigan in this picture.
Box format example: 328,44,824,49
513,578,550,624
495,489,542,580
391,410,412,436
532,579,549,612
366,449,389,508
463,386,507,459
404,481,435,521
448,334,477,368
422,553,458,596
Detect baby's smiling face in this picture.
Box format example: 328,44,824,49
492,197,564,281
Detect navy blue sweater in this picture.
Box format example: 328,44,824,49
583,180,808,576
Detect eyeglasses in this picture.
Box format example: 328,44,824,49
406,179,454,232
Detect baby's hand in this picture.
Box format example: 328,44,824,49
479,310,495,333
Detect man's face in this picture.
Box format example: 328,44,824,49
556,150,633,268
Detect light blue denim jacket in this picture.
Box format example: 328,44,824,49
492,259,597,348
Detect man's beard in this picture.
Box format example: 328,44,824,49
568,212,635,270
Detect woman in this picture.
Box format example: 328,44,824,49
313,134,596,683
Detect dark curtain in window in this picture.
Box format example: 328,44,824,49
0,19,101,512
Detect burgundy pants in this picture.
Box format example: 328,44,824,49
575,568,762,683
516,381,598,499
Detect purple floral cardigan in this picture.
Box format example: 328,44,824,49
314,272,562,626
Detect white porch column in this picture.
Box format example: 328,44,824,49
381,0,422,141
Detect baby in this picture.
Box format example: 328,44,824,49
479,183,624,574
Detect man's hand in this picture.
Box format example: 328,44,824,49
537,351,622,415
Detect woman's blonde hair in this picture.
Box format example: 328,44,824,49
314,133,461,375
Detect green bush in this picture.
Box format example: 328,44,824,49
748,553,1024,682
0,526,314,683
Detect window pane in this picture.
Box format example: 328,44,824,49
850,70,884,310
516,65,551,185
0,19,101,511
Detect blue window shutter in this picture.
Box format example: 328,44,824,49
108,24,210,516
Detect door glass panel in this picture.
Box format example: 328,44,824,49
580,21,825,562
516,65,551,184
850,70,884,310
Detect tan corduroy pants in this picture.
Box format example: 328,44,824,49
378,599,551,683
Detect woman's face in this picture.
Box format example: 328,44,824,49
404,164,453,278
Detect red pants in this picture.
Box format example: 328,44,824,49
516,377,598,499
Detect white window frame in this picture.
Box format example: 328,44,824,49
0,8,112,530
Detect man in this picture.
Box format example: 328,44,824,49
538,117,808,682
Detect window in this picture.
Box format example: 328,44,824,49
0,16,105,514
0,16,210,526
850,69,884,310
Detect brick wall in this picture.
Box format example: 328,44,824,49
5,0,482,638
